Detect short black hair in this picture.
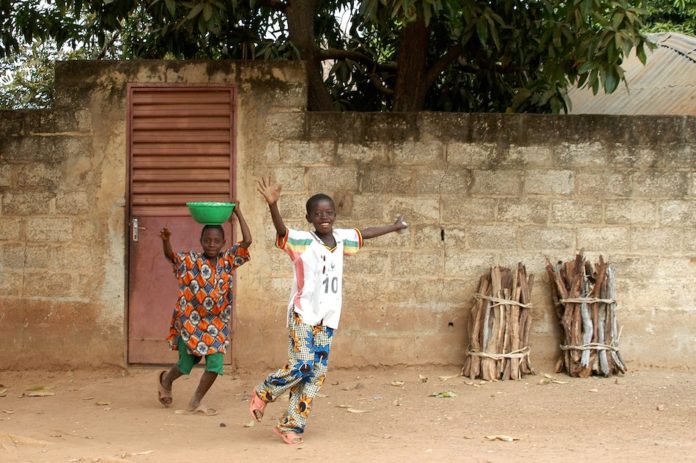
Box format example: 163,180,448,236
200,224,224,239
306,193,335,214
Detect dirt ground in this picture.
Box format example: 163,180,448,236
0,364,694,463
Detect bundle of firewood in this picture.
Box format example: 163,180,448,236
462,264,535,380
545,252,626,377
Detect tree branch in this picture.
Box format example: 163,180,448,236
425,47,528,83
96,30,120,60
320,47,396,72
368,71,394,95
258,0,287,11
320,48,395,95
425,43,462,88
462,56,527,74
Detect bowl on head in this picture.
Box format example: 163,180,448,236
186,202,236,225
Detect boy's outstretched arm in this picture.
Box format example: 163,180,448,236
360,215,408,240
160,227,175,264
230,200,252,248
256,176,287,238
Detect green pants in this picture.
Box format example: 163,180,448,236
176,338,224,375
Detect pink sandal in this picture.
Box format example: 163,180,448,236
272,427,304,445
249,391,266,422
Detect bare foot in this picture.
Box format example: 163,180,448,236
188,397,200,411
157,371,173,408
188,404,218,416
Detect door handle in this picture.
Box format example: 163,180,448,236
131,217,146,242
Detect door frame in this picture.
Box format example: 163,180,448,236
124,83,238,365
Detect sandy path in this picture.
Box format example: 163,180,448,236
0,365,694,462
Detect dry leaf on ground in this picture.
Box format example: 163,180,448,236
341,383,363,391
485,435,519,442
22,390,55,398
0,432,51,446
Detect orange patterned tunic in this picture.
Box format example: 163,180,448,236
167,244,250,356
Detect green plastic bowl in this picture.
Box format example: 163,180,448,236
186,202,236,225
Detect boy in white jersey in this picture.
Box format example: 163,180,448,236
249,176,408,445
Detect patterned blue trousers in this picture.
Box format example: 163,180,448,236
255,309,334,433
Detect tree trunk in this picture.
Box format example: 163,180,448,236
285,0,333,111
392,10,429,112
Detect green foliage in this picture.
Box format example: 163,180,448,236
0,41,89,109
1,0,653,113
358,0,649,113
642,0,696,35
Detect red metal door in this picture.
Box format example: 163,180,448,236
127,85,236,364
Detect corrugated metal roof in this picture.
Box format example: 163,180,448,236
567,32,696,115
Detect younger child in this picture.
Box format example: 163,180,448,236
157,201,252,415
249,177,407,444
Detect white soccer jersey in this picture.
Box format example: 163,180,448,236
277,228,363,328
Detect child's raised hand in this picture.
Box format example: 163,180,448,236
230,199,242,221
394,215,408,232
231,199,241,212
160,227,171,241
257,176,282,205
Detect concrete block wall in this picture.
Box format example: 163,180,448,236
0,106,121,366
243,112,696,370
0,60,307,369
1,60,694,371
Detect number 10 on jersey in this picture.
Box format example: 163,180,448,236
322,276,338,294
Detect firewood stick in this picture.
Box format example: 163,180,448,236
591,257,606,346
569,258,584,370
467,276,489,378
521,273,535,374
607,266,627,373
484,267,502,380
597,267,610,376
498,287,509,378
520,310,533,374
510,286,521,380
481,297,493,381
604,287,616,374
468,275,484,335
464,275,485,377
580,279,593,369
597,303,609,376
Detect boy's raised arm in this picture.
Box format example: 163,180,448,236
231,201,253,248
160,227,175,264
360,215,408,240
256,176,287,238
